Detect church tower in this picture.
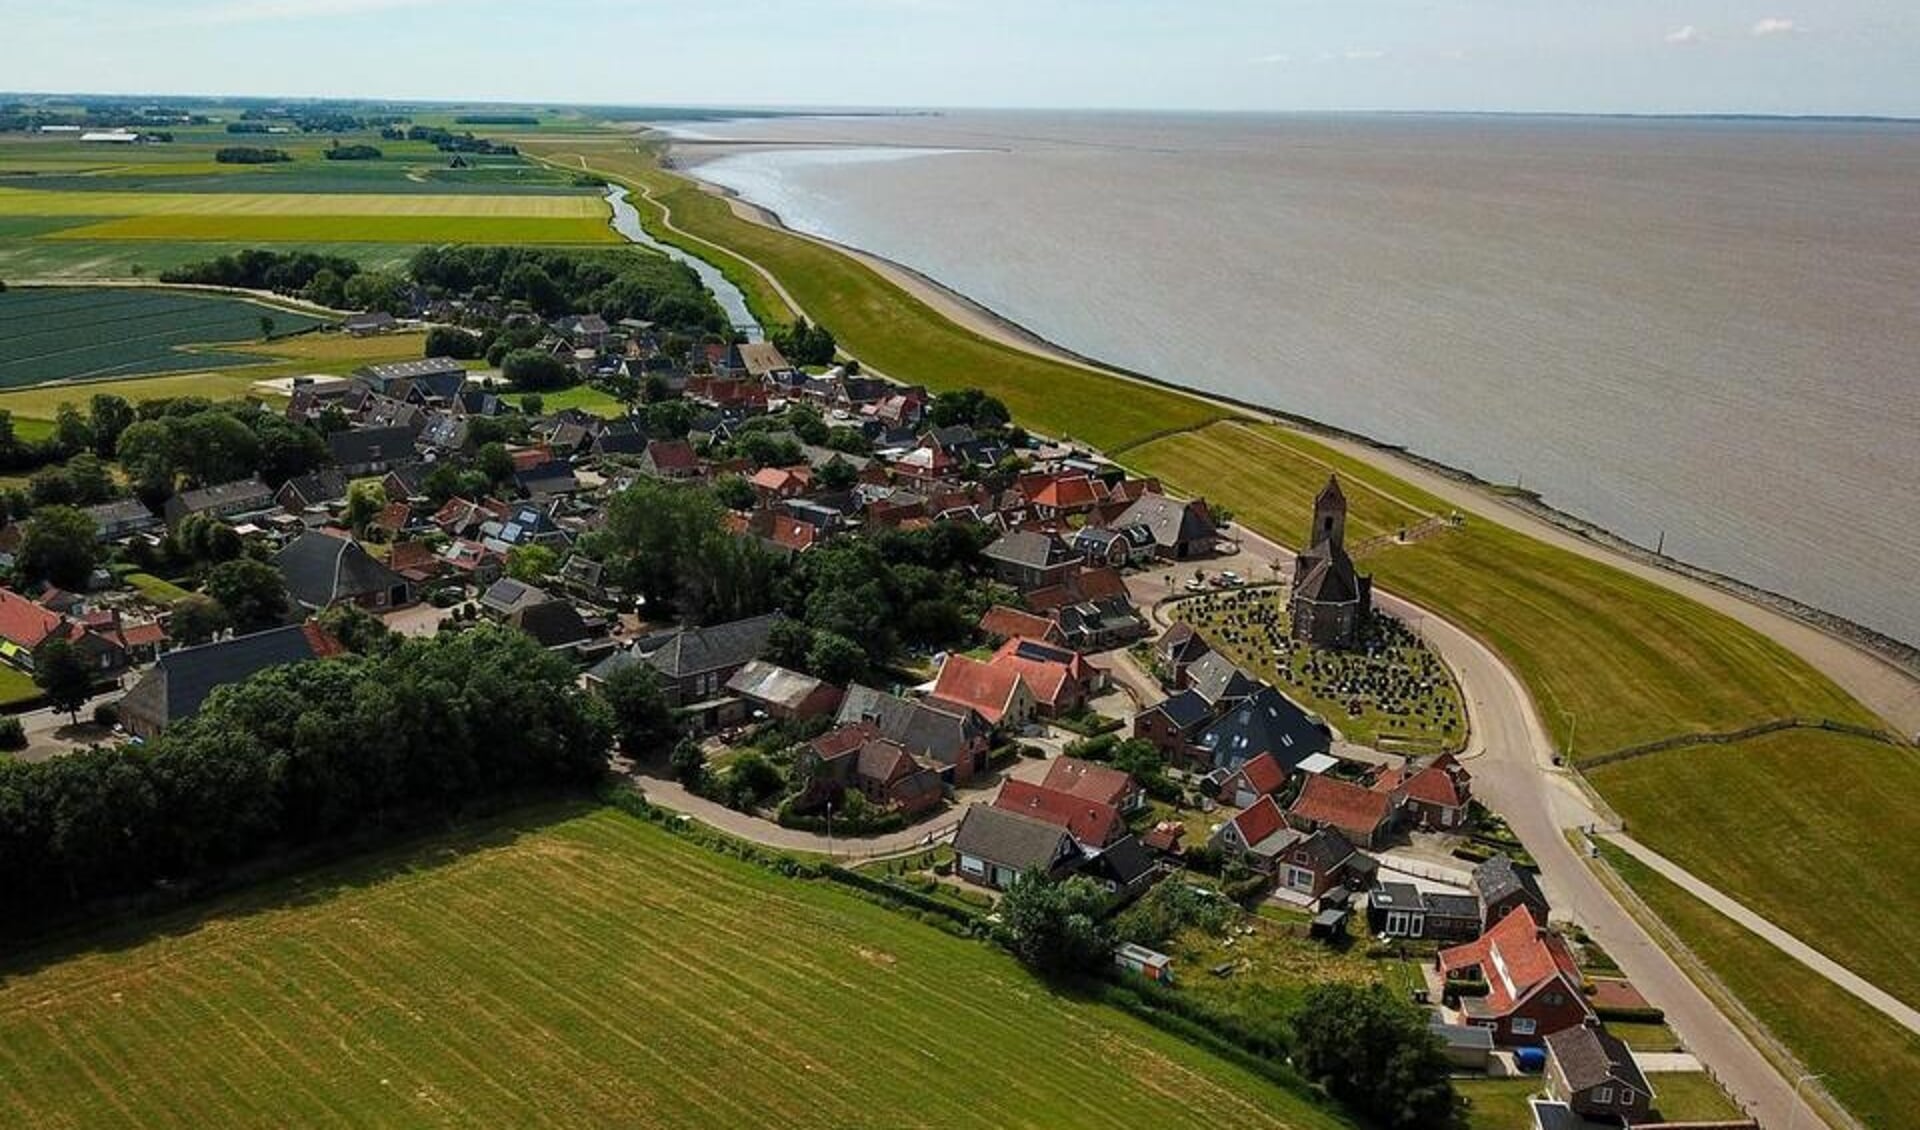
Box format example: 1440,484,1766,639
1310,475,1347,551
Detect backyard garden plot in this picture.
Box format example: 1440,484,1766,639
0,804,1349,1130
0,288,324,386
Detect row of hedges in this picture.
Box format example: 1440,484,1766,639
774,797,908,837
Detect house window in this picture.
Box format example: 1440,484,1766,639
1592,1086,1613,1105
1620,1089,1636,1107
1511,1018,1537,1036
1287,867,1314,891
1545,992,1564,1006
959,856,984,876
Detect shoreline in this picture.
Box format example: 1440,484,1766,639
665,144,1920,730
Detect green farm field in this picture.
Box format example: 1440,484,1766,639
1598,842,1920,1130
0,328,426,419
0,239,426,279
0,803,1351,1130
0,287,325,386
1591,729,1920,1009
0,189,609,215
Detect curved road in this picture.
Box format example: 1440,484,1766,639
611,166,1848,1127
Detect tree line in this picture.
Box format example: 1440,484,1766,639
0,625,613,933
408,245,725,332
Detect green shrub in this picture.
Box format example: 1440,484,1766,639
1594,1004,1666,1024
0,716,25,751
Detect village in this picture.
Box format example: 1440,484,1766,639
0,279,1731,1128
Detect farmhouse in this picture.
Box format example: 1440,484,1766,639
118,623,344,739
1287,773,1396,849
276,531,413,612
1111,493,1216,560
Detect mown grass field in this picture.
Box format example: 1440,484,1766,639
0,664,39,706
0,803,1351,1130
1591,729,1920,1009
1598,843,1920,1130
42,214,617,244
0,238,427,280
0,287,326,386
0,189,610,216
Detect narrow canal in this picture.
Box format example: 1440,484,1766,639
605,185,762,340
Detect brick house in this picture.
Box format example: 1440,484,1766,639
1288,773,1398,849
1132,688,1212,761
929,653,1035,727
994,779,1125,850
1042,756,1146,815
1371,752,1473,831
1437,907,1592,1047
1545,1025,1656,1123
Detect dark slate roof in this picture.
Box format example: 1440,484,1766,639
836,685,990,765
1294,827,1359,873
1294,546,1362,604
327,424,417,467
641,612,782,679
1195,685,1331,771
1081,834,1155,887
1116,493,1215,549
1370,881,1424,911
167,476,273,520
1186,649,1262,706
1545,1026,1650,1096
1424,892,1482,920
275,532,407,610
1144,687,1213,730
952,805,1075,871
279,468,348,507
1473,853,1548,913
511,600,591,649
120,624,330,730
84,498,158,531
984,529,1073,571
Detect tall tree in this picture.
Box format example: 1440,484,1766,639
1291,983,1466,1130
205,558,288,631
600,663,676,757
17,505,98,589
33,637,95,724
88,394,134,458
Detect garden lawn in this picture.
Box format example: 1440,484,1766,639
517,384,627,418
0,664,40,707
125,573,192,606
1456,1074,1738,1130
1590,729,1920,1009
1598,842,1920,1130
0,803,1352,1130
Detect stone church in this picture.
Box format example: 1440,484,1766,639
1290,476,1372,649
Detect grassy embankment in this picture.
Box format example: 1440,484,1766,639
1597,842,1920,1130
0,803,1351,1130
522,137,1916,1123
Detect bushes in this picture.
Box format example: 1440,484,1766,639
774,793,908,836
0,716,24,751
214,146,291,164
1594,1003,1667,1024
1064,732,1119,761
1222,870,1274,904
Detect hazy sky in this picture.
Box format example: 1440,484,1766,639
3,1,1916,116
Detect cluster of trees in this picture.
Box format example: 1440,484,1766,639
116,399,327,500
0,626,613,931
592,477,999,673
771,317,836,367
381,125,517,154
159,249,366,309
786,403,871,456
322,142,383,161
929,388,1016,435
500,349,576,391
213,146,291,164
408,246,725,332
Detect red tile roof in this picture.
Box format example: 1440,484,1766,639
1230,751,1288,797
0,588,62,650
769,514,817,553
1030,473,1108,512
1438,907,1585,1016
930,654,1025,724
987,637,1088,710
1042,757,1136,808
1228,795,1288,847
978,605,1060,644
995,779,1124,847
645,439,700,471
1289,774,1394,837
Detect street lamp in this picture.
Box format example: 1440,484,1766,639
825,799,834,861
1787,1072,1825,1130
